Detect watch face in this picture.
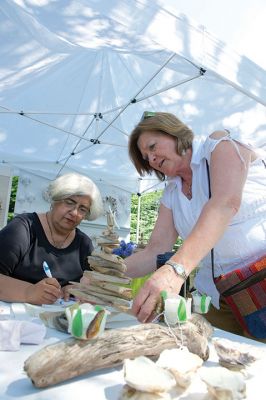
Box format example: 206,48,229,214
176,265,184,274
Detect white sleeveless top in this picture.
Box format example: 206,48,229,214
161,135,266,308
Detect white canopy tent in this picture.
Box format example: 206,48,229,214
0,0,265,197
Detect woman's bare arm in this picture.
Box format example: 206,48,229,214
0,273,62,305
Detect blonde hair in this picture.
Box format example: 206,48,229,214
47,173,103,221
129,112,194,180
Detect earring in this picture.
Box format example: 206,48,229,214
181,149,186,156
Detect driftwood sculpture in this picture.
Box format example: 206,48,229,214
69,210,134,310
24,314,213,388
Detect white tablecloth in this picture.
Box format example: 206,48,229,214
0,302,265,400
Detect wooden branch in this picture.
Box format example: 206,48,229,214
70,282,132,300
91,251,126,267
83,270,132,284
89,264,126,277
69,288,132,308
24,316,212,388
88,257,127,272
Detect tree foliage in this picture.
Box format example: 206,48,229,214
130,190,183,250
8,176,18,222
130,190,162,243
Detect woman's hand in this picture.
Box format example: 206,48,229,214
131,265,185,323
25,278,62,305
61,284,76,301
80,274,90,286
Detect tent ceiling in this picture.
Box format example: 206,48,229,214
0,0,265,193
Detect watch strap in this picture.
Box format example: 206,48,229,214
165,261,188,280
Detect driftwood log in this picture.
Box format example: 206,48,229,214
24,315,213,388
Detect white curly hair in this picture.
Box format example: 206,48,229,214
47,173,103,221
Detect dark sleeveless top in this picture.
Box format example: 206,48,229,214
0,212,93,286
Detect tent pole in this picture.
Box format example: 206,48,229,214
136,192,141,244
211,71,266,107
75,52,177,155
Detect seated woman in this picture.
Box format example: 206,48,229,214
0,172,103,305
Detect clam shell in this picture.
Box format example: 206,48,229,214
156,347,203,388
123,356,176,393
119,385,171,400
199,366,246,400
39,311,68,333
213,338,260,368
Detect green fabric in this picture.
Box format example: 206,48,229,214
131,274,152,297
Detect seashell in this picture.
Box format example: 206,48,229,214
39,311,68,333
119,385,171,400
85,309,106,339
199,366,246,400
156,347,203,388
123,356,176,393
213,338,261,370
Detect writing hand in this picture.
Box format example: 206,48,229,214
25,278,63,305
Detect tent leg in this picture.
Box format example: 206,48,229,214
136,193,141,244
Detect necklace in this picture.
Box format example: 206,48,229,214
187,184,192,199
182,181,192,200
45,212,72,249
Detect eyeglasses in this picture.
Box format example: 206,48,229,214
60,198,90,217
140,111,156,121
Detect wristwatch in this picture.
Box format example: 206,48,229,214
165,261,188,280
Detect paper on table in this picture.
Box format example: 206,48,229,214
25,300,76,318
0,301,12,320
44,299,76,308
0,320,46,351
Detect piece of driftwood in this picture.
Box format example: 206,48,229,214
69,288,132,309
89,264,126,277
83,270,132,284
70,281,132,300
24,315,212,388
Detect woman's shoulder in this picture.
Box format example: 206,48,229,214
196,130,232,161
75,227,92,243
209,130,230,139
75,228,93,253
11,212,38,228
14,212,36,220
0,213,36,244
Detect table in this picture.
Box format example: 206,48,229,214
0,302,265,400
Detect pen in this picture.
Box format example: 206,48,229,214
43,261,53,278
43,261,64,305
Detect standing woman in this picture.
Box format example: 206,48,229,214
125,111,266,340
0,173,103,305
